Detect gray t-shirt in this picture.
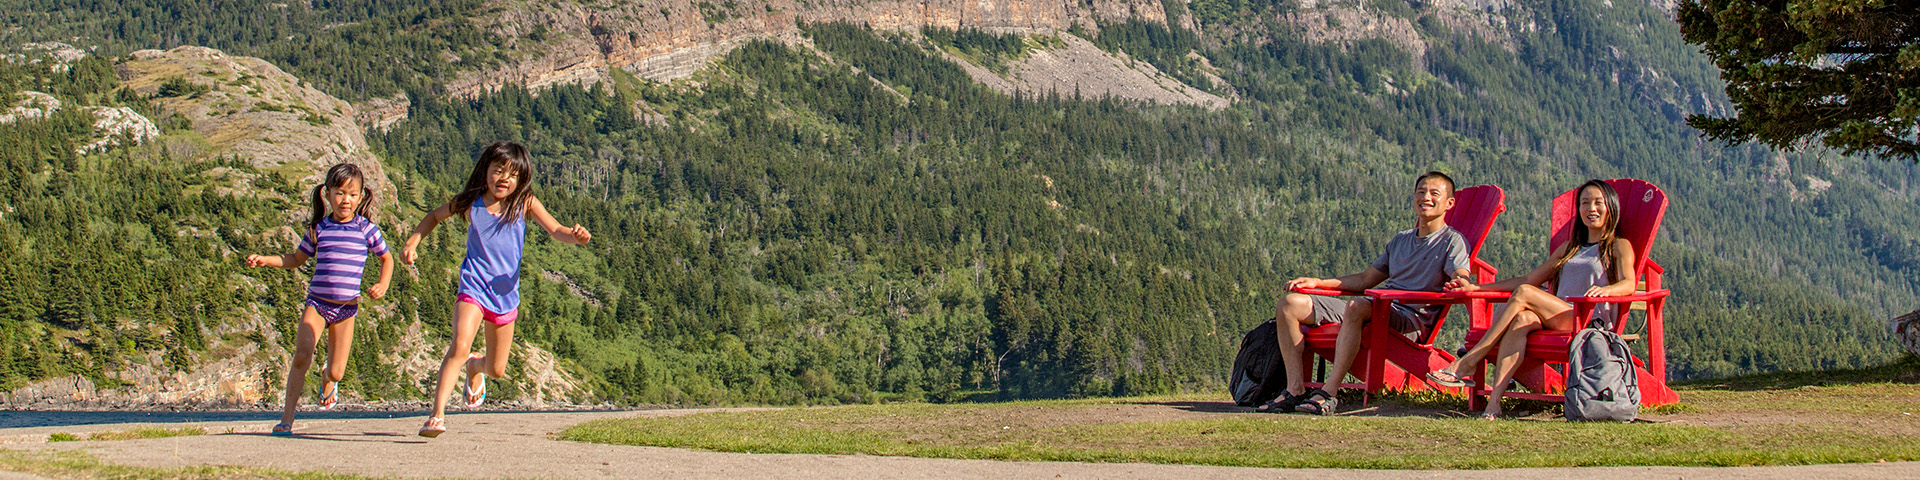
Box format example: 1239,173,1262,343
1370,225,1471,292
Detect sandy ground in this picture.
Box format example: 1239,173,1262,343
1,409,1918,479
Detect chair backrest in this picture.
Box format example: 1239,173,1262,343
1447,185,1506,258
1548,179,1667,283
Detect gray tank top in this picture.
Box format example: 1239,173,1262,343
1554,243,1616,325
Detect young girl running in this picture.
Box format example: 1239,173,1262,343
1426,179,1637,419
244,163,393,436
401,141,591,437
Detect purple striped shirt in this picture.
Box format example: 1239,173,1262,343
297,216,388,303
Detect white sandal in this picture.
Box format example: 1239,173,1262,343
418,416,447,438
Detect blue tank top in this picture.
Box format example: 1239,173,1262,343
458,196,526,314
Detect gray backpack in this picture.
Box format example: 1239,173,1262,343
1564,326,1640,422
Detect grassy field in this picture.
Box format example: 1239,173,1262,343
561,358,1920,469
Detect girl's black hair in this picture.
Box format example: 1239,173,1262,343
307,163,373,229
1551,179,1623,282
449,141,534,224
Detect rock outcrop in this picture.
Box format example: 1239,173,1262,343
444,0,1173,100
118,46,391,197
946,32,1228,109
79,106,161,154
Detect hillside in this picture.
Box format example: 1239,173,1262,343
0,45,587,407
0,0,1915,407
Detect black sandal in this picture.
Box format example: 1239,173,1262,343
1255,391,1307,413
1294,388,1338,416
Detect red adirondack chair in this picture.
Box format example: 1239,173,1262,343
1291,185,1505,394
1464,178,1679,409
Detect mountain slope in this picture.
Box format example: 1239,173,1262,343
0,0,1914,405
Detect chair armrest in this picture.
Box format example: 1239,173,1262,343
1365,289,1450,302
1364,289,1510,302
1565,289,1671,305
1291,286,1363,296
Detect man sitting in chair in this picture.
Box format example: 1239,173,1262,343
1259,171,1472,415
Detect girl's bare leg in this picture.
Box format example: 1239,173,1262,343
279,307,325,427
470,319,517,398
323,318,355,385
429,302,486,420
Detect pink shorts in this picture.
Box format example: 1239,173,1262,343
457,294,520,326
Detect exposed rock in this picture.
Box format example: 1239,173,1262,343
1283,0,1525,63
445,0,1172,101
354,93,411,132
0,91,60,123
118,46,389,196
14,42,88,72
3,92,159,154
79,106,160,154
946,32,1227,109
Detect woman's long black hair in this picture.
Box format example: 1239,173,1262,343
449,141,534,224
307,163,373,229
1551,179,1623,282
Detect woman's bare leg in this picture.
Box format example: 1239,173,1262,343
1484,296,1576,418
1484,312,1541,418
1443,284,1551,378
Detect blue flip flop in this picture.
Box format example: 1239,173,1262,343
318,382,339,410
270,423,293,436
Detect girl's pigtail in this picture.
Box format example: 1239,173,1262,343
306,184,327,230
355,183,376,222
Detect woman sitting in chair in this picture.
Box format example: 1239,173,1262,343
1425,179,1638,419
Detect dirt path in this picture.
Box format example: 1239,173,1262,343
2,409,1918,479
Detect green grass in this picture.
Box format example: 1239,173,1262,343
85,426,208,442
43,426,207,443
561,359,1920,469
0,449,381,479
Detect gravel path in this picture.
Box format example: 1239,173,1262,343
2,410,1917,479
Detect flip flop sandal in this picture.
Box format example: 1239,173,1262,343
464,353,487,409
418,416,447,438
318,382,339,411
1426,370,1476,388
270,423,294,436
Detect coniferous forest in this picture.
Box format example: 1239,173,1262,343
0,0,1916,404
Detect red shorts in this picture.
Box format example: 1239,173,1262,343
457,294,520,326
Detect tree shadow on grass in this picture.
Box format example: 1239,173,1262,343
1678,355,1920,392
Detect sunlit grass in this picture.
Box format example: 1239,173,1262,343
561,362,1920,469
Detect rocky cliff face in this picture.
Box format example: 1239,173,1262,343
443,0,1169,100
